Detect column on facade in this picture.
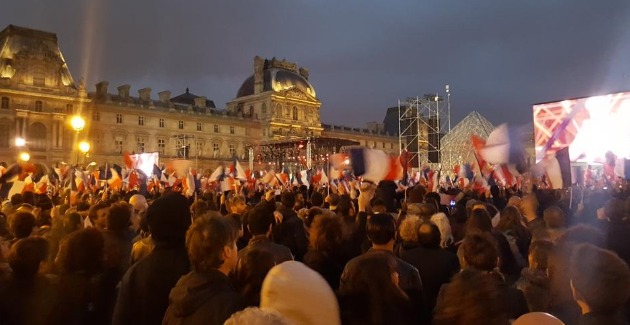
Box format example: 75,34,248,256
52,121,58,149
58,121,63,148
15,118,21,139
21,117,27,138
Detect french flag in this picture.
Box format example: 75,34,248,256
479,124,526,173
232,157,247,181
348,148,393,183
209,166,226,182
538,147,572,189
614,158,630,180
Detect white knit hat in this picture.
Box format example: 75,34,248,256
260,261,341,325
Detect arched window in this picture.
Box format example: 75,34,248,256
249,106,254,117
28,122,47,151
261,103,267,116
275,104,282,118
292,106,298,120
1,97,8,109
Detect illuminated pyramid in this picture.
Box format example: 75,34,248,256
440,111,494,175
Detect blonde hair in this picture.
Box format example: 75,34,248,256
430,213,454,248
399,216,422,243
224,307,294,325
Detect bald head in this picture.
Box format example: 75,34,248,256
129,194,148,213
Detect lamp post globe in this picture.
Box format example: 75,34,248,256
79,141,90,153
71,115,85,131
19,152,30,162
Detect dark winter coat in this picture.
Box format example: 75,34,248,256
162,270,247,325
514,267,551,312
401,246,460,311
0,275,60,325
304,249,347,290
273,206,308,261
580,311,629,325
112,241,191,325
337,293,415,325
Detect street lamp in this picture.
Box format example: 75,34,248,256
15,137,25,147
71,115,85,131
19,152,30,162
79,141,90,154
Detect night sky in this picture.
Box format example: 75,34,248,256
2,0,630,128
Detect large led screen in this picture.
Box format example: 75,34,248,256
129,152,159,176
533,91,630,164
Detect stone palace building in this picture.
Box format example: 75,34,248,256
0,25,399,171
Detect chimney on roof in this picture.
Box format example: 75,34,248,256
158,90,171,103
194,96,207,108
117,84,130,99
138,88,151,102
254,56,264,95
95,81,109,100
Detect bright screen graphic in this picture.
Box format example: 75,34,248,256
129,152,159,176
533,91,630,164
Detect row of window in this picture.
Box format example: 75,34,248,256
110,113,241,134
1,97,75,113
114,136,236,156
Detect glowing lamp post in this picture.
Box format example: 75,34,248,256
19,152,30,162
71,116,86,164
15,137,26,147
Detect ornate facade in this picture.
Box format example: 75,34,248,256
0,25,398,170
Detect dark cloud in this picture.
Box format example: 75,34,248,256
2,0,630,127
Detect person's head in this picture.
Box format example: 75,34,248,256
418,203,437,221
281,192,296,209
425,192,441,207
529,240,553,270
543,206,565,229
146,193,192,243
10,211,37,239
227,213,244,238
466,209,493,234
107,201,132,232
224,307,294,325
129,194,148,214
433,269,506,325
558,224,605,248
604,198,626,222
248,206,275,237
338,252,408,324
234,250,277,306
430,213,454,248
336,196,354,217
399,216,422,244
328,193,340,208
8,237,49,278
190,200,209,220
10,193,23,207
462,231,498,271
230,195,247,215
367,213,396,248
309,212,343,254
261,261,341,325
407,185,426,204
56,228,104,275
496,205,525,234
370,198,387,214
186,214,238,275
88,202,109,230
64,212,82,235
418,222,442,249
570,243,630,314
507,196,522,209
310,191,324,207
304,207,322,229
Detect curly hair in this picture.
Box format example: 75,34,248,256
309,212,343,254
186,213,237,272
399,216,422,243
224,307,293,325
434,269,506,325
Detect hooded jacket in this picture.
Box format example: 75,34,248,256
162,269,246,325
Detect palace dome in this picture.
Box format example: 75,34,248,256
236,68,316,98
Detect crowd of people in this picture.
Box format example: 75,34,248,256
1,178,630,325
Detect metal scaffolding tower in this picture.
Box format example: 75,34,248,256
398,85,451,169
172,134,193,159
